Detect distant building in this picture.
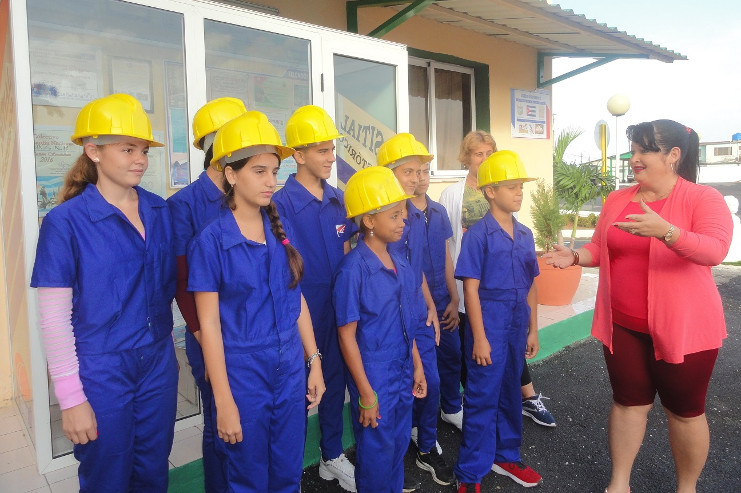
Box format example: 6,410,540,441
700,140,741,165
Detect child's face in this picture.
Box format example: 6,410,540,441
392,158,421,196
365,202,406,243
225,153,280,209
414,162,430,196
485,181,525,214
295,140,336,180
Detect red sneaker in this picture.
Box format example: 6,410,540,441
492,461,542,487
457,481,481,493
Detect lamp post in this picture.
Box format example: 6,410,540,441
607,94,631,187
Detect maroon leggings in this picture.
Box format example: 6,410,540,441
603,323,718,417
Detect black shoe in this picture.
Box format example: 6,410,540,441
403,475,421,492
415,449,455,486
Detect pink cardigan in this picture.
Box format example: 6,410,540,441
584,178,732,363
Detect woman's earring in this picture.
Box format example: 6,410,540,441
93,158,99,163
369,229,374,237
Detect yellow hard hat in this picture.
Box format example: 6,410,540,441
71,94,163,147
477,150,536,188
192,97,247,149
376,133,433,168
211,111,294,171
285,105,343,148
344,166,413,219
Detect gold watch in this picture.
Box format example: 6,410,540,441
663,225,675,242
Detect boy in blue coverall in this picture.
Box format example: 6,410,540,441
273,105,357,492
376,133,453,487
454,151,543,492
411,161,463,431
167,97,246,492
334,166,427,493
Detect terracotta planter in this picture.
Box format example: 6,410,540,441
534,256,583,306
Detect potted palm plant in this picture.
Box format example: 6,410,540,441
552,128,615,248
530,179,581,305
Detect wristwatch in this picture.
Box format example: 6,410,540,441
663,225,675,242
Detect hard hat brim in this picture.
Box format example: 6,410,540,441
346,194,414,219
479,177,537,188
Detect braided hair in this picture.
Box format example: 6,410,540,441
264,201,304,288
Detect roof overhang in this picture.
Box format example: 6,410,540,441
346,0,686,87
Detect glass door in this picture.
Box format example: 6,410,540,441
321,34,409,189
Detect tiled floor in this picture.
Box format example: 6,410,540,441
0,268,598,491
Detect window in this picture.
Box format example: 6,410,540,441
409,58,475,176
714,146,732,156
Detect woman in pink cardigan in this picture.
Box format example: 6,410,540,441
544,119,732,493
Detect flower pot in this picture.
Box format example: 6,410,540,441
534,256,583,306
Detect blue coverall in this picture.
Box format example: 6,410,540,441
273,174,356,460
453,213,539,484
417,196,462,416
31,184,178,493
167,169,226,492
333,240,416,493
188,207,305,493
389,199,440,454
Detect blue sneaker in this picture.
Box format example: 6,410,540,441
522,393,556,427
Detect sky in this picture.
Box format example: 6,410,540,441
549,0,741,164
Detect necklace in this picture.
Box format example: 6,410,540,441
639,179,677,202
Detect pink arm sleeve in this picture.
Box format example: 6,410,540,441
38,287,86,410
669,188,733,265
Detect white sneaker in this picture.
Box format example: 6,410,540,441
440,409,463,431
410,427,443,454
319,453,356,492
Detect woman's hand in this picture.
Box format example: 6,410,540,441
216,398,243,444
61,401,97,445
472,336,492,366
441,300,460,331
306,361,326,410
541,244,575,269
412,363,427,399
613,199,671,238
358,391,380,428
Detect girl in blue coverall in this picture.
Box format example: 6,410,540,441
167,97,247,493
31,94,177,492
454,151,542,492
334,166,427,493
188,111,325,492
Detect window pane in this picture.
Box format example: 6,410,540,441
333,55,396,187
409,64,429,149
26,0,193,458
434,68,472,171
204,20,311,183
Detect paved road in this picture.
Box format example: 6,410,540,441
301,265,741,492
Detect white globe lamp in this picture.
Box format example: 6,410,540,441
606,94,631,185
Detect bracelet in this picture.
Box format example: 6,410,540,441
570,248,580,266
306,351,322,369
359,391,378,410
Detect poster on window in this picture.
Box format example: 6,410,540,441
29,40,102,108
510,89,550,139
335,95,395,189
111,58,153,112
33,126,78,217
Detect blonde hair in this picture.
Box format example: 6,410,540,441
458,131,497,168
